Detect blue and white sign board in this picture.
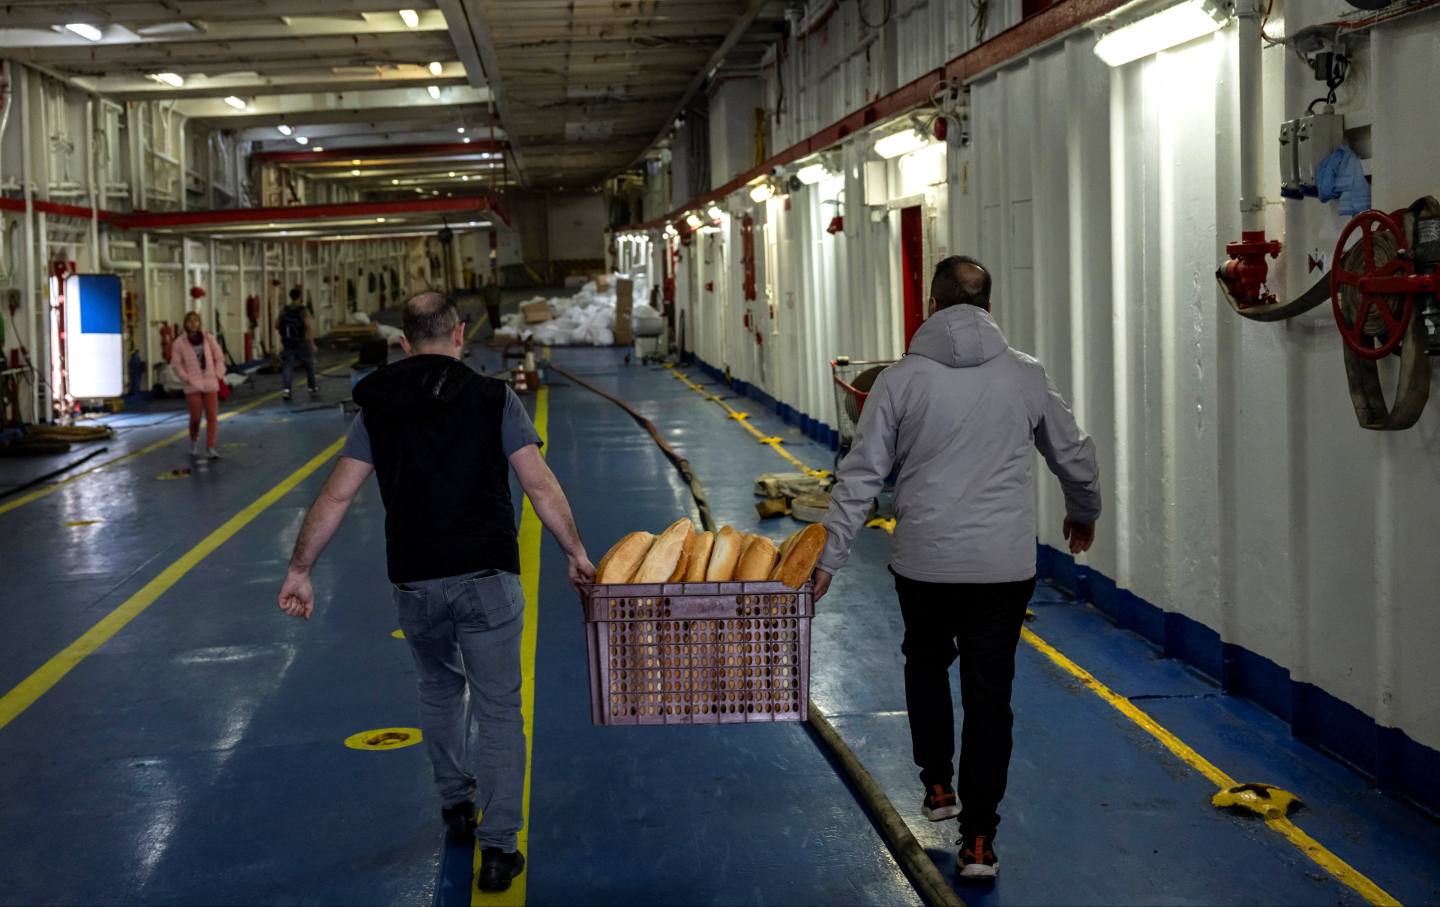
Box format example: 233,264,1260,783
65,274,124,398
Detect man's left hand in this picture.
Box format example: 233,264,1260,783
811,568,833,603
568,553,597,592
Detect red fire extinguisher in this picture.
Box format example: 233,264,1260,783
160,322,173,362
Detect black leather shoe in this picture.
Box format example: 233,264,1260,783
441,801,476,840
476,848,525,892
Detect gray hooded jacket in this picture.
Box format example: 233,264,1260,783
819,305,1101,584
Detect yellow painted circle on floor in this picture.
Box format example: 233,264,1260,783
390,629,405,639
344,727,423,751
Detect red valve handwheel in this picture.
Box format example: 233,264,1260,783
1331,209,1416,360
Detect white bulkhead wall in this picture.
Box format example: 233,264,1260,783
668,1,1440,760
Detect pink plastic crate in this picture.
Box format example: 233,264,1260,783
581,580,813,726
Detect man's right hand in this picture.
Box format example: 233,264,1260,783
1063,519,1095,555
278,569,315,620
811,568,833,603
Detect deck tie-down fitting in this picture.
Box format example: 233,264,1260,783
344,727,423,751
1212,783,1302,821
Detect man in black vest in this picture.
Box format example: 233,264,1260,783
277,291,594,893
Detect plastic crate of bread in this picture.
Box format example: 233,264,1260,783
582,520,826,726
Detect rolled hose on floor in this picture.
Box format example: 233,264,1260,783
0,446,109,501
547,364,967,907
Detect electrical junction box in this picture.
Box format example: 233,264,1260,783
1280,112,1345,199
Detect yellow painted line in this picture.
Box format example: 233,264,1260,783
0,364,349,517
667,367,830,480
1022,628,1401,906
0,435,347,733
665,360,1401,906
472,386,547,907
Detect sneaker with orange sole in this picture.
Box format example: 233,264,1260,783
921,782,960,821
957,833,999,880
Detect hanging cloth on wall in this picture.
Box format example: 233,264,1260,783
1316,145,1371,216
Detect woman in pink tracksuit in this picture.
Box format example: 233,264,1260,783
169,311,226,459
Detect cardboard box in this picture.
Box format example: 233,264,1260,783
613,277,634,345
522,300,551,324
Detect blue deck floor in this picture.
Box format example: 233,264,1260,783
0,344,1435,906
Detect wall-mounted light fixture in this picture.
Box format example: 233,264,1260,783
707,205,725,221
277,124,293,136
795,162,828,184
429,61,443,76
873,129,929,160
64,23,102,41
749,182,774,203
427,85,441,100
1093,0,1228,68
152,72,184,88
223,96,247,110
399,9,420,28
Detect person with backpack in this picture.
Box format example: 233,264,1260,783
277,287,318,401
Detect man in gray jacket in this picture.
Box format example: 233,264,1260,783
814,255,1100,881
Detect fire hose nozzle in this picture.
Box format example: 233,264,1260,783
1220,231,1283,309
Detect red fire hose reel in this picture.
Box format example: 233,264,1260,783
1330,208,1438,360
1219,231,1283,309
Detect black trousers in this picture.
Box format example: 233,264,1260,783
894,569,1035,838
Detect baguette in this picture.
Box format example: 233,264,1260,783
633,519,695,584
596,531,654,584
773,523,828,589
735,534,779,581
770,526,803,579
684,531,715,581
667,524,698,582
704,525,744,581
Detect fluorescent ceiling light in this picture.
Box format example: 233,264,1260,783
295,136,309,145
391,178,400,185
65,23,102,41
448,171,456,177
351,168,361,176
795,162,827,184
463,137,472,144
376,217,386,223
707,205,725,220
1093,0,1227,68
457,127,466,134
223,96,246,110
311,145,323,151
462,175,470,181
685,213,703,229
277,124,293,136
351,159,361,165
399,9,420,27
153,72,184,88
429,61,443,76
873,129,928,159
427,85,441,100
749,183,774,203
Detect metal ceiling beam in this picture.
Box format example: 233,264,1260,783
20,33,455,67
623,0,770,174
0,10,449,48
174,85,490,122
438,0,524,187
86,70,469,102
115,194,510,230
0,1,439,27
254,140,506,164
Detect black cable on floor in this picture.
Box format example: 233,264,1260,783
545,365,965,907
546,364,716,533
0,447,109,502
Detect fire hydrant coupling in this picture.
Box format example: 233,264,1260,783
1219,231,1283,308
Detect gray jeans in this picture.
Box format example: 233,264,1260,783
393,569,526,850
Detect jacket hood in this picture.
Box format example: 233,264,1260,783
353,354,474,416
906,304,1010,368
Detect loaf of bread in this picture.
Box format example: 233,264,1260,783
772,526,801,577
685,531,715,581
596,531,654,584
667,524,697,582
705,525,744,581
735,534,778,581
633,519,695,584
772,523,827,589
